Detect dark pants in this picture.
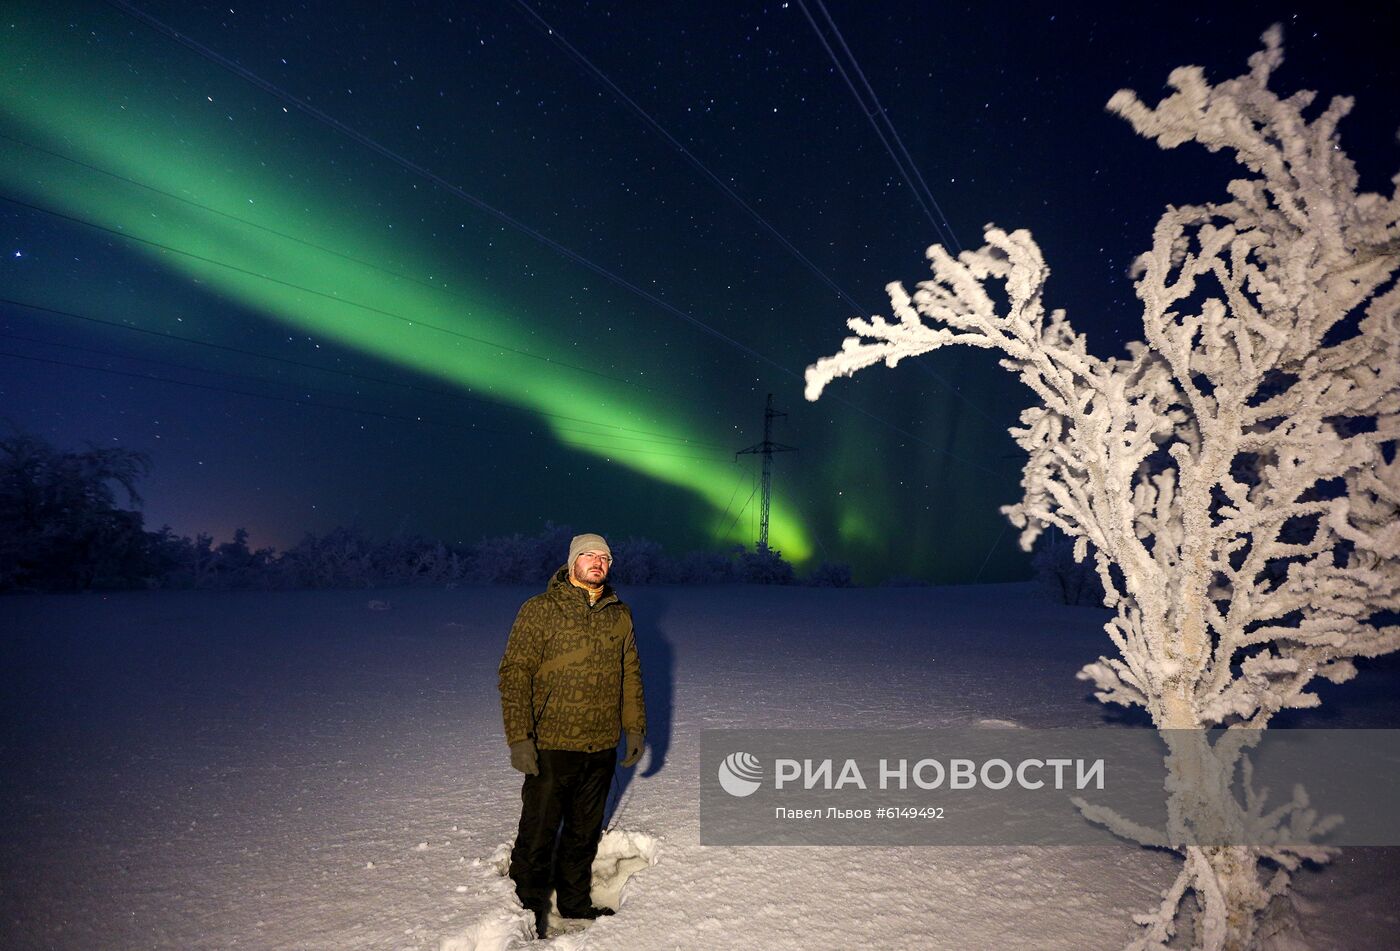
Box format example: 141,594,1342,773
509,747,616,914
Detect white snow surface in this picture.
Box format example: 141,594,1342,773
2,583,1396,950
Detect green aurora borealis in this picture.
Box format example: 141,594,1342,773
2,14,826,560
22,1,1280,581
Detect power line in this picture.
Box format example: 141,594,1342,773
793,2,1024,432
0,348,734,464
102,0,1007,475
796,0,962,254
972,521,1010,582
714,466,748,531
726,478,760,539
0,295,727,449
506,1,1003,430
814,0,961,252
508,0,867,316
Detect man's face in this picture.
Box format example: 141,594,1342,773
572,550,611,586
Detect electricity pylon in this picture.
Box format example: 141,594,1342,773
736,393,797,551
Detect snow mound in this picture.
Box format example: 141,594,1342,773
439,908,533,951
487,841,512,878
590,828,659,910
441,843,533,951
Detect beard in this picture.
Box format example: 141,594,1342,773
572,565,607,588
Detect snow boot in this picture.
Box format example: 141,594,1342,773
558,904,614,920
528,904,550,939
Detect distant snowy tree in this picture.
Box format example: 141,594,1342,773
209,528,277,588
369,533,467,586
282,526,377,588
735,545,797,584
609,536,669,585
470,521,577,584
188,532,218,588
806,27,1398,951
0,428,153,589
404,538,467,585
670,548,740,584
806,561,855,587
1032,528,1106,606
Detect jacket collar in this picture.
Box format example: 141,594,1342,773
547,564,618,609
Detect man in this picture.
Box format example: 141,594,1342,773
498,533,646,939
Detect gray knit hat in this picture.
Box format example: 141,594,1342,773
568,533,612,568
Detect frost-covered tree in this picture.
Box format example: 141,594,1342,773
806,27,1398,951
282,526,378,588
0,427,153,589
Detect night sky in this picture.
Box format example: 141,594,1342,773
3,1,1397,583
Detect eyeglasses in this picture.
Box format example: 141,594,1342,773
578,552,612,565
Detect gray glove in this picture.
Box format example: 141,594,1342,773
620,730,644,768
509,739,539,775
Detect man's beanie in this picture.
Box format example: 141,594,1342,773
568,533,612,567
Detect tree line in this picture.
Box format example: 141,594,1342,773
0,428,863,592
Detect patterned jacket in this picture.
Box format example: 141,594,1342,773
498,565,646,753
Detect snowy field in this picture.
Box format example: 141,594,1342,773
2,583,1397,950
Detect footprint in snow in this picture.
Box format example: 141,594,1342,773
974,718,1028,729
